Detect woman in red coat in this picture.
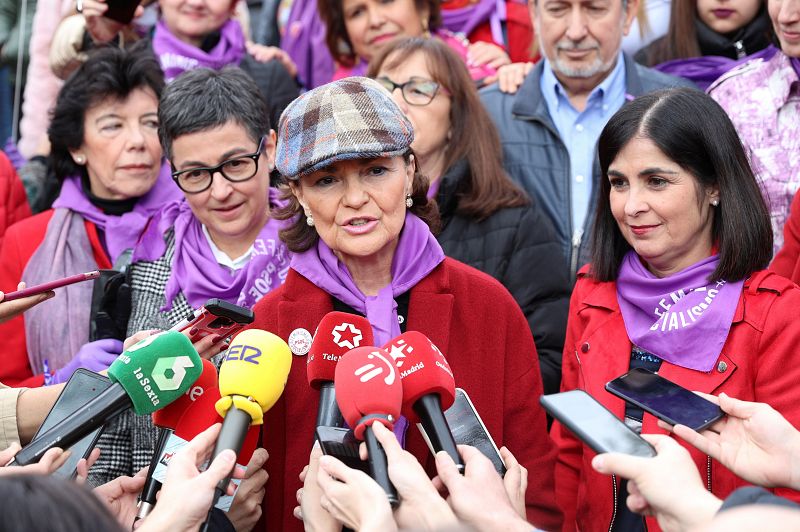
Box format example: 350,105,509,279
248,77,561,532
554,87,800,532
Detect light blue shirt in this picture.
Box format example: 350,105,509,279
540,52,628,233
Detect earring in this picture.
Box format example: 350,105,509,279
711,199,719,207
405,194,414,208
421,18,430,37
306,213,314,227
74,155,85,164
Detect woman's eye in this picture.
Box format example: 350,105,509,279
609,178,628,190
367,166,388,176
314,176,336,187
143,119,159,128
100,123,122,132
649,176,668,188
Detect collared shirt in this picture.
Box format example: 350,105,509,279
540,52,628,232
709,51,800,255
202,224,253,271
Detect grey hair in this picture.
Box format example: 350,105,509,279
158,67,271,159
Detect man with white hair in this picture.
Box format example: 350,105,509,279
481,0,694,280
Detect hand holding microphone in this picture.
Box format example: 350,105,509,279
47,338,123,385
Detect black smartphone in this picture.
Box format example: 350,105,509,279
315,426,370,473
33,369,112,478
171,298,255,343
418,388,506,476
540,390,656,457
605,368,725,431
103,0,142,24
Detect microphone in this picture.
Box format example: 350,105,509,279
383,331,463,472
335,346,402,506
308,312,374,429
136,359,219,522
11,331,203,466
209,329,291,507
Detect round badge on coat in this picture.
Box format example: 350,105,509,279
288,328,313,356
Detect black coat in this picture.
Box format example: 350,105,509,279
434,159,570,394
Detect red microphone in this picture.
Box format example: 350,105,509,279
383,331,464,472
308,312,374,428
136,359,219,522
335,346,402,505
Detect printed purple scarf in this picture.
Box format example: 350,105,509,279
616,252,744,372
152,19,245,82
133,188,290,310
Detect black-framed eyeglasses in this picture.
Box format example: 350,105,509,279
375,76,450,106
171,136,265,194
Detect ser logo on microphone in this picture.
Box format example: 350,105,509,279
225,344,262,364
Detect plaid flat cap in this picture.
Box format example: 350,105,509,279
276,77,414,179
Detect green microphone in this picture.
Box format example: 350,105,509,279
12,331,202,466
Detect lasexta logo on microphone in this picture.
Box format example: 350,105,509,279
331,322,363,349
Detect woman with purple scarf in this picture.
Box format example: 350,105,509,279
85,68,288,529
553,88,800,531
248,77,562,532
0,46,183,388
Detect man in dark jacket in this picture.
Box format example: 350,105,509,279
481,0,695,281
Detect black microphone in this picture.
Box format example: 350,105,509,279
10,332,202,466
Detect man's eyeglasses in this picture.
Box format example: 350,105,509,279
375,76,449,106
171,136,265,194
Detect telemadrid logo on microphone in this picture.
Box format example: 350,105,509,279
332,322,363,350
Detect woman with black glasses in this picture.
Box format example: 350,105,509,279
368,37,571,395
87,68,286,531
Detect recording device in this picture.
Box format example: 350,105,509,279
420,388,506,476
315,426,369,474
135,359,219,522
2,270,100,301
31,369,112,478
103,0,142,24
207,329,291,510
605,368,725,431
540,390,656,457
383,331,463,473
335,346,403,506
171,299,254,343
10,331,203,466
308,312,374,429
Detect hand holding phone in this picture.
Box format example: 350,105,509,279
540,390,656,457
1,271,100,301
171,299,254,343
605,368,725,431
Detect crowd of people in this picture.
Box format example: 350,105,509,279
0,0,798,530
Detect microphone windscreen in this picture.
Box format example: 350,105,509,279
334,346,402,440
108,331,203,415
383,331,456,423
308,312,374,389
174,385,259,464
153,359,218,429
217,329,292,421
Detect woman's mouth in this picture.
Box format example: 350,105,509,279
342,218,378,235
629,224,660,236
370,33,397,46
712,9,736,18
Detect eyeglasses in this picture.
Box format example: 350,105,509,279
375,76,449,106
171,136,265,194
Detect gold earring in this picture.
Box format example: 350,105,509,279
422,18,430,37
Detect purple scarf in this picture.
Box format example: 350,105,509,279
280,0,335,89
616,252,744,372
23,161,180,375
291,213,445,346
152,19,245,82
441,0,505,45
657,46,778,91
133,188,291,310
791,57,800,79
52,162,181,264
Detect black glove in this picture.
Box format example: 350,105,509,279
91,271,132,341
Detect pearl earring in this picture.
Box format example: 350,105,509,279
711,199,719,207
306,213,314,227
405,194,413,208
75,155,85,164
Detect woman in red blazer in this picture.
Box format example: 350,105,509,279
553,87,800,532
248,77,561,532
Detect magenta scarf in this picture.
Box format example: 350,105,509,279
280,0,335,88
441,0,505,45
133,188,291,310
290,213,445,347
152,19,245,82
616,252,744,372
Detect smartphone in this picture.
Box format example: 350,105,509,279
418,388,506,476
605,368,725,431
315,426,370,473
33,369,112,478
2,271,100,301
540,390,656,457
103,0,142,24
171,299,254,342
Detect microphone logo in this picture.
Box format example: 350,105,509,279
354,350,396,385
152,356,196,391
331,322,364,350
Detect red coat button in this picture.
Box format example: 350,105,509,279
581,342,590,353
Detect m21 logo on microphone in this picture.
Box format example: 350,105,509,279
225,344,262,364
